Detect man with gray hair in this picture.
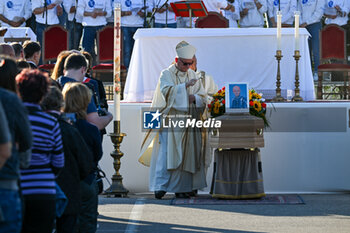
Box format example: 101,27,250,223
139,41,207,199
0,43,15,58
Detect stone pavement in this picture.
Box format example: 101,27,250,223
97,193,350,233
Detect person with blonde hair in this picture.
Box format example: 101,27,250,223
41,85,93,233
62,82,102,233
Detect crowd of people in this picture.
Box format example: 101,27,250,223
0,0,348,78
0,42,113,232
0,0,349,230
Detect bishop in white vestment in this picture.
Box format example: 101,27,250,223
139,41,207,199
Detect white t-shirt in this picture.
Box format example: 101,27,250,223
202,0,228,13
268,0,297,25
238,0,267,27
298,0,325,25
106,0,114,22
0,0,32,27
32,0,60,25
152,0,176,24
63,0,83,23
77,0,112,26
224,0,240,27
120,0,147,27
324,0,348,26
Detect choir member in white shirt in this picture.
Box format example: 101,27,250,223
0,0,32,28
239,0,267,27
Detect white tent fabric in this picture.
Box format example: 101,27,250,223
123,28,315,102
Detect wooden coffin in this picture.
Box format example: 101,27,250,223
209,113,264,149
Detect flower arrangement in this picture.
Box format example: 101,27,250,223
208,86,226,118
249,89,269,127
208,87,269,127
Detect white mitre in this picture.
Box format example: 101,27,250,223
176,41,196,59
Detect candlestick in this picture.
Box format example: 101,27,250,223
292,50,303,101
105,3,128,198
294,11,300,51
105,121,128,197
273,50,285,102
277,11,282,50
114,3,121,121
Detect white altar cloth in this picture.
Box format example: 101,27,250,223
2,27,37,42
123,28,315,102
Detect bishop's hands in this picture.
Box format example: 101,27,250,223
188,95,196,104
186,79,198,104
186,78,197,89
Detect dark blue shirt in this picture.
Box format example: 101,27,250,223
231,95,247,109
57,76,97,114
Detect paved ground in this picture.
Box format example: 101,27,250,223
96,193,350,233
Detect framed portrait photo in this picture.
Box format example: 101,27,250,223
225,82,249,113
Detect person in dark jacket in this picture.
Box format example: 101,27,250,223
62,82,103,233
41,85,94,233
0,57,32,233
16,69,64,233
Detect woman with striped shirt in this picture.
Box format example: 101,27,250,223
16,69,65,233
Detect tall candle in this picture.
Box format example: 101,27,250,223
294,11,300,51
114,3,121,121
277,11,282,50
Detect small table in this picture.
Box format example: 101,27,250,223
211,148,265,199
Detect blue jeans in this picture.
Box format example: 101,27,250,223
82,26,104,59
67,20,83,50
154,23,177,28
0,189,22,233
306,22,322,73
122,27,140,69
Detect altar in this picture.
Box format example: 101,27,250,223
2,27,37,43
99,102,350,194
123,28,315,102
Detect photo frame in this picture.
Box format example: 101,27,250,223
225,82,249,113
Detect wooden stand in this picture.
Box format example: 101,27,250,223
171,1,208,28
